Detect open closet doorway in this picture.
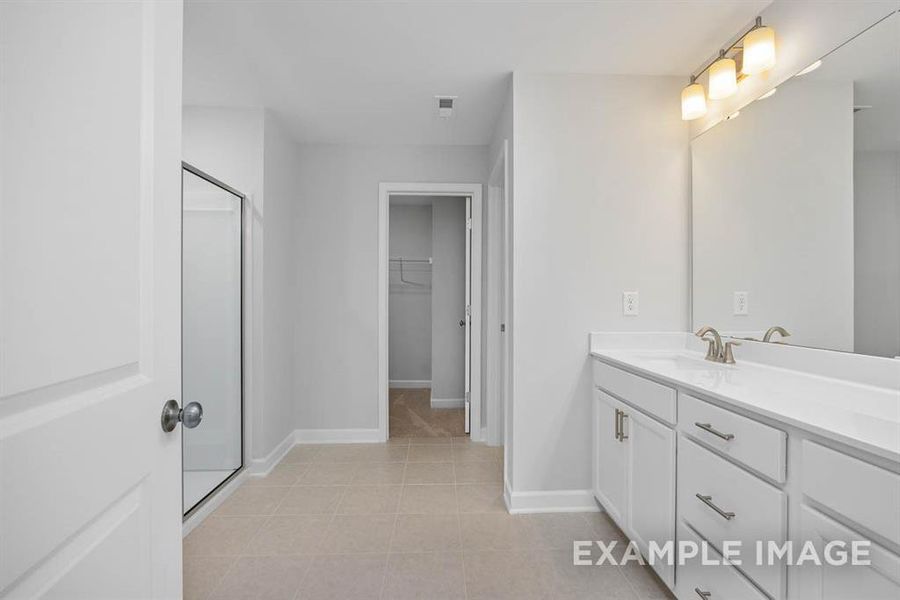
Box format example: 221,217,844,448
387,194,469,438
378,183,483,441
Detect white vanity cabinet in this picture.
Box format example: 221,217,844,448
591,354,900,600
592,386,676,588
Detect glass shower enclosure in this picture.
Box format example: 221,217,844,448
181,163,244,515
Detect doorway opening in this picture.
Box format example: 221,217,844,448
379,183,483,442
181,163,245,515
387,195,470,438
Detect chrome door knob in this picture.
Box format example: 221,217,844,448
181,402,203,429
160,399,204,432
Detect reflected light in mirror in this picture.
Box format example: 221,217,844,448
709,54,738,100
742,23,776,75
682,80,707,120
795,60,823,76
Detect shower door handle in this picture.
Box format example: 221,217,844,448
160,399,204,432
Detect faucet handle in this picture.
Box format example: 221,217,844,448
700,337,718,361
723,340,741,364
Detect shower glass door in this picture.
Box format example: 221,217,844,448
182,163,243,515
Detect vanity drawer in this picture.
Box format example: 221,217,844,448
676,523,768,600
592,360,676,424
679,437,786,598
802,440,900,546
680,393,787,482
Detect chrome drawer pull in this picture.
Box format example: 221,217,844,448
695,422,734,441
614,408,621,440
696,493,735,520
619,411,629,441
695,588,712,599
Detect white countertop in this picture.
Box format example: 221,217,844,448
589,333,900,463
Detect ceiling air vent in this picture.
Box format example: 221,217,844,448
435,95,457,119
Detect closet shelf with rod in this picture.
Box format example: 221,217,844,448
389,256,432,287
389,256,432,264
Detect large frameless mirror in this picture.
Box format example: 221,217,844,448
691,11,900,358
182,163,244,514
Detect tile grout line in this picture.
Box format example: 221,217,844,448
248,446,323,600
201,446,325,600
188,439,506,600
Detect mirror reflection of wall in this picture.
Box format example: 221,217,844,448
691,12,900,358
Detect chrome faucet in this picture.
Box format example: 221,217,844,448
695,326,740,364
762,326,791,343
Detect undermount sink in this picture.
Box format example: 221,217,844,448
620,352,725,371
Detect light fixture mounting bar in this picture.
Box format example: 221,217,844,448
689,16,764,82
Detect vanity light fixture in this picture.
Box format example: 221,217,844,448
742,17,777,75
758,87,777,100
708,50,738,100
795,59,822,76
681,16,777,120
681,76,708,120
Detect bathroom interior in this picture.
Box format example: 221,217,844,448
0,1,898,599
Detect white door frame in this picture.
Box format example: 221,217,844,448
378,182,483,442
486,141,510,447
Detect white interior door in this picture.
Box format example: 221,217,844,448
464,197,472,434
0,2,184,598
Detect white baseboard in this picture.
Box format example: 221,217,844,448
505,488,601,514
430,397,465,409
247,430,296,477
389,380,431,389
294,428,384,444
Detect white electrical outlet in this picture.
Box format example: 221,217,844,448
623,291,639,316
733,291,749,316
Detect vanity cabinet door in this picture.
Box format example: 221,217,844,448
623,406,676,589
795,505,900,599
593,389,627,528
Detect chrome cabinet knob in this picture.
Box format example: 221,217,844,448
160,399,204,433
459,319,466,327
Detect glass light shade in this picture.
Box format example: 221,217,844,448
681,82,707,121
681,82,707,120
708,57,738,100
742,26,776,75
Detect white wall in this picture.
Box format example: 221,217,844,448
692,80,855,351
488,76,515,472
511,73,690,493
690,0,900,136
293,145,487,431
183,106,301,460
389,204,433,383
855,151,900,357
261,111,302,456
431,198,467,402
183,106,266,459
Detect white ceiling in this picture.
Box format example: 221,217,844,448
184,0,771,146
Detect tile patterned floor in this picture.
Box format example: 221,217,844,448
184,437,673,600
